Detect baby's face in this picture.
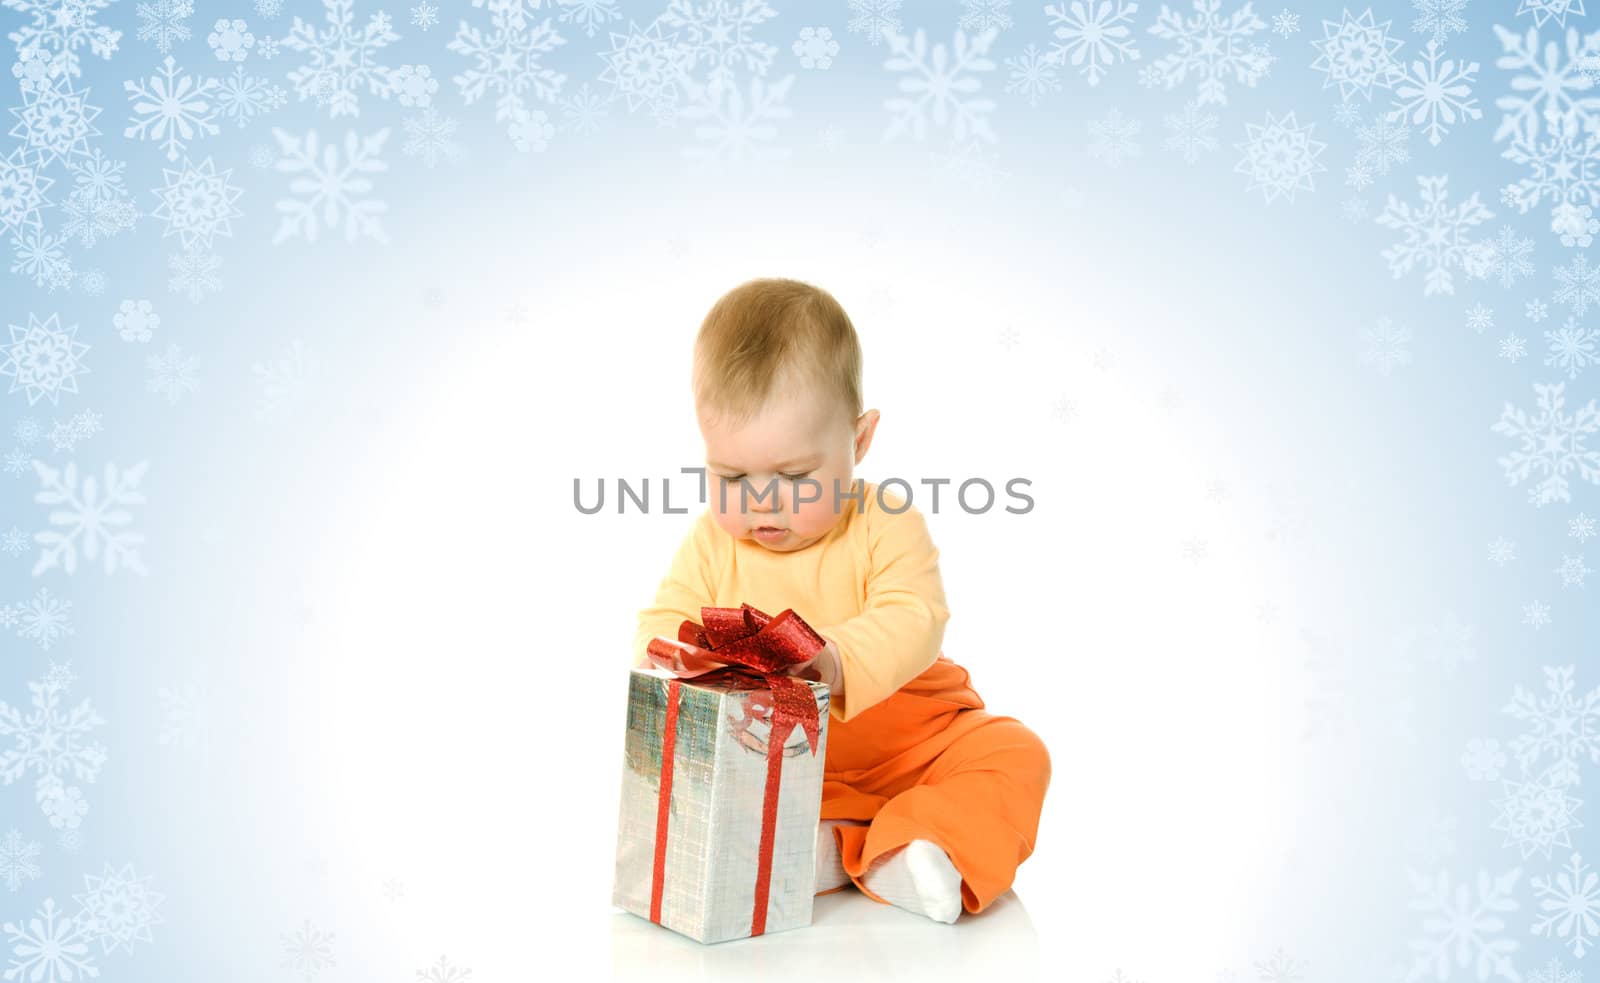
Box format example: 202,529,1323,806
699,389,862,553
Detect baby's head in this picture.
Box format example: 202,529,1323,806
692,277,880,553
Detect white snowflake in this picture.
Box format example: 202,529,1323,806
881,27,999,144
1503,665,1600,786
1356,112,1411,176
281,918,336,980
145,342,197,405
661,0,778,92
1412,0,1467,47
1464,736,1509,779
1310,7,1404,103
1524,599,1552,628
1004,43,1062,106
73,862,165,954
1490,766,1581,859
1,313,91,407
1467,303,1495,333
122,54,221,162
1545,317,1600,378
0,673,107,831
448,0,567,137
282,0,402,117
1361,315,1413,374
1088,107,1141,166
0,829,41,892
557,0,620,38
1492,24,1600,146
680,74,794,165
271,127,390,243
401,107,464,166
1,898,99,982
1045,0,1141,86
6,0,122,79
1571,512,1596,541
1402,866,1521,983
1501,333,1530,361
1489,537,1517,565
10,587,73,649
1387,40,1480,147
1554,254,1600,316
1148,0,1272,105
417,954,473,983
596,19,693,117
1164,99,1219,162
1234,110,1326,204
29,458,150,575
1494,382,1600,506
1530,853,1600,957
1468,226,1536,288
847,0,902,46
1377,174,1494,296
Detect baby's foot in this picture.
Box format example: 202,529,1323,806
861,839,964,924
815,819,867,894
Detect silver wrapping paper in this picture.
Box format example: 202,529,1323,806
613,666,831,944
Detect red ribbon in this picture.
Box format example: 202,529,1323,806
642,603,827,937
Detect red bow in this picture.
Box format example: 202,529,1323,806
642,604,827,938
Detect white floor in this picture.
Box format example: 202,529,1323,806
609,882,1042,982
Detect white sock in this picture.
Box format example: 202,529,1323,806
814,819,867,893
861,839,964,924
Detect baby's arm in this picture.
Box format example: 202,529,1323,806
632,512,717,668
808,503,950,721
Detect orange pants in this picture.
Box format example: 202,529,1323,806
814,654,1051,916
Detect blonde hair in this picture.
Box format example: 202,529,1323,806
692,277,864,431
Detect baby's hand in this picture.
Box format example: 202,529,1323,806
782,639,843,697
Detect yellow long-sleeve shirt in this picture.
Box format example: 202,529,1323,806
632,479,951,724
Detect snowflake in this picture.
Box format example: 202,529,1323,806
1,897,99,982
1403,866,1521,982
1387,40,1480,147
5,0,122,79
1356,112,1410,176
1554,254,1600,316
1518,0,1589,29
1253,947,1306,982
1234,110,1327,204
0,829,41,892
1310,7,1403,103
1467,303,1495,333
412,0,437,30
215,64,288,127
661,0,778,92
1,313,91,406
252,338,319,421
559,82,608,135
1545,317,1600,378
794,26,840,70
1005,43,1062,106
1468,226,1536,288
10,227,75,290
281,919,335,980
1553,552,1592,587
1361,315,1413,374
73,862,164,954
151,156,244,250
596,19,693,117
1334,99,1361,127
680,74,794,165
1412,0,1467,48
847,0,902,46
271,127,390,243
557,0,620,38
1347,161,1374,190
1501,333,1530,361
282,0,402,117
1164,99,1219,162
13,587,73,649
167,245,221,302
207,17,254,60
401,107,464,166
123,55,221,162
158,682,209,752
1503,665,1600,785
1088,107,1141,166
1045,0,1141,86
1522,599,1552,627
1489,537,1516,564
1148,0,1272,105
1531,297,1551,320
1572,512,1596,540
881,27,999,144
448,0,567,139
8,73,103,171
28,458,149,576
0,672,107,830
1490,765,1583,859
417,954,473,983
1531,853,1600,957
1494,382,1600,505
1377,174,1494,296
1271,9,1298,35
145,342,196,405
1492,25,1600,146
1527,957,1581,983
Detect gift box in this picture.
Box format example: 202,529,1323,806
613,604,832,944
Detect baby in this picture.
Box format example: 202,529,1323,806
633,276,1052,924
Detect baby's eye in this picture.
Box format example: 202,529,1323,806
780,471,812,481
